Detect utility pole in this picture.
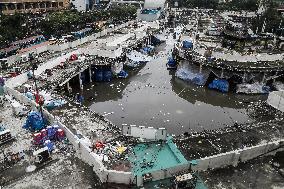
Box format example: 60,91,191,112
30,53,45,127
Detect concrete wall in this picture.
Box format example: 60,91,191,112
122,125,167,140
104,170,134,185
192,139,284,171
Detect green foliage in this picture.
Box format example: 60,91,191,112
39,11,83,36
226,0,259,11
0,6,137,47
0,13,28,46
180,0,219,9
174,0,259,11
251,2,283,33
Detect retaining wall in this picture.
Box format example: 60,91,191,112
192,139,284,171
104,170,134,185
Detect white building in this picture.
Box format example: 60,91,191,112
72,0,90,11
137,0,166,21
144,0,165,9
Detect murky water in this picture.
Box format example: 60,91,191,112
79,49,267,135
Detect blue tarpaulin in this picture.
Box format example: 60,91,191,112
23,111,45,131
167,57,176,68
103,70,112,82
117,70,128,78
95,70,103,82
183,40,193,49
141,46,154,54
141,9,159,14
44,140,54,152
208,79,229,93
176,67,207,86
25,92,34,100
44,99,66,110
95,70,112,82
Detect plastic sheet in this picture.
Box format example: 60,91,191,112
23,111,45,131
44,99,66,110
151,35,161,46
236,83,270,94
167,57,176,67
208,79,229,93
126,50,152,63
183,40,193,49
103,70,112,82
117,70,129,79
95,70,112,82
141,46,154,54
47,126,57,140
95,70,103,82
175,67,207,86
44,140,54,152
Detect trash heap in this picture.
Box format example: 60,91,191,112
24,89,66,110
126,50,152,68
236,82,270,94
92,140,128,163
32,124,66,152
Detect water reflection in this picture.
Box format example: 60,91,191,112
74,44,267,135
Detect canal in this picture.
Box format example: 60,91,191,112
79,40,267,136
